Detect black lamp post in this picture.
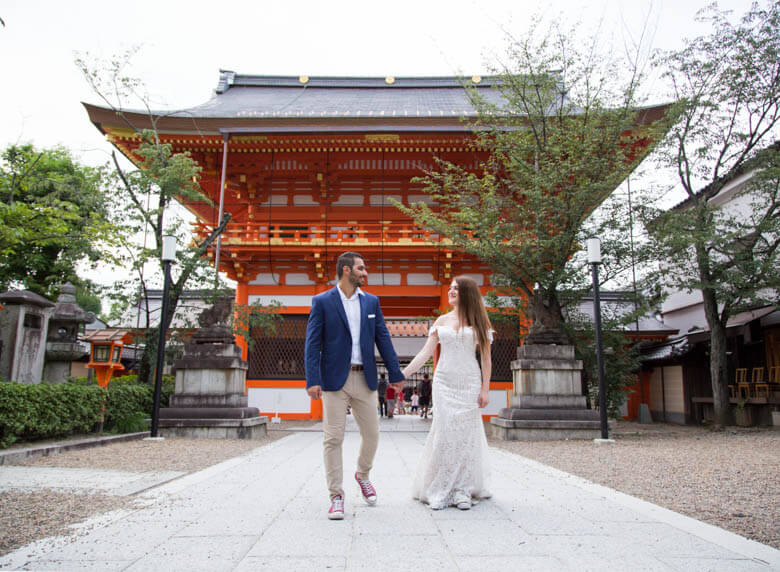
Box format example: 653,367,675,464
587,237,609,440
150,235,176,438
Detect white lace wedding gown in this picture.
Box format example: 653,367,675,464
412,325,491,509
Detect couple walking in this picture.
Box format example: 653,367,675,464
305,251,492,519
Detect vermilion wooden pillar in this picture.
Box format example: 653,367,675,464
235,282,249,361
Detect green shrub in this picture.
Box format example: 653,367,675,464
104,384,152,429
0,382,103,448
67,375,175,408
111,411,149,433
0,375,175,448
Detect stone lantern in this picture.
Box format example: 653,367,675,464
0,290,55,383
43,282,95,383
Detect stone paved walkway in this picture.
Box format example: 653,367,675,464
1,426,778,571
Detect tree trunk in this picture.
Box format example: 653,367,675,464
525,289,570,345
702,288,730,428
136,329,157,385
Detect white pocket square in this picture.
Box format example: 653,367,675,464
368,314,376,318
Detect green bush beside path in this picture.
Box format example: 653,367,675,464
0,375,174,448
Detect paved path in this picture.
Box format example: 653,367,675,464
2,428,779,571
305,411,433,432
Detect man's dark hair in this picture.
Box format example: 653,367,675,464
336,251,363,278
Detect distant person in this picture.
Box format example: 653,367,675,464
410,389,420,413
304,251,405,520
377,374,388,417
418,373,432,419
385,384,397,419
402,276,492,510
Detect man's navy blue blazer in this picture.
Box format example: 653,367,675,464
305,287,404,392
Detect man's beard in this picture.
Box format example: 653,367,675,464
349,274,363,287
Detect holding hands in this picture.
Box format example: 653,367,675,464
477,388,489,408
307,385,323,400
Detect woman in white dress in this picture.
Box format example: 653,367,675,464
402,275,492,510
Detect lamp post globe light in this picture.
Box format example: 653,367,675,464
587,237,609,440
150,235,177,438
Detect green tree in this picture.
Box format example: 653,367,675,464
74,281,103,316
77,51,233,384
396,20,670,346
0,144,113,297
78,50,282,384
646,1,780,428
108,134,234,384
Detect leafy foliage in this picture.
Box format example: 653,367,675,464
0,144,114,297
396,20,670,344
77,51,240,383
564,305,642,417
0,376,173,447
646,0,780,427
233,300,284,350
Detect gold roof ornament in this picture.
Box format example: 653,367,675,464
299,75,309,84
385,76,395,85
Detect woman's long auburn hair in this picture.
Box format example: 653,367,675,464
453,275,492,354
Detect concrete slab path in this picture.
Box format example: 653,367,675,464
1,428,778,571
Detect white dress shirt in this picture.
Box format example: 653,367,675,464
337,284,363,365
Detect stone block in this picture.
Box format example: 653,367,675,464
513,366,582,395
490,417,602,441
158,416,268,439
160,407,260,419
498,407,599,421
516,343,575,360
509,394,588,409
170,365,249,407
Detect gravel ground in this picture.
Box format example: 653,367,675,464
489,421,780,549
14,432,290,472
0,491,129,555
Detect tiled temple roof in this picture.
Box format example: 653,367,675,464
173,72,511,120
640,337,692,363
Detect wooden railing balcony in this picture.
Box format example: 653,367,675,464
193,222,448,247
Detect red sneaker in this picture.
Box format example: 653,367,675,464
355,473,377,505
328,495,345,520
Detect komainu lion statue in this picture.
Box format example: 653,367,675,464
197,296,233,328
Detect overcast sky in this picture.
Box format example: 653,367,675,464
0,0,754,167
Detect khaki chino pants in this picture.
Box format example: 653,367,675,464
322,370,379,499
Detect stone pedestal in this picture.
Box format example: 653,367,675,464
490,344,602,440
159,339,267,439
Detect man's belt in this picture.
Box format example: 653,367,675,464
350,364,364,371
